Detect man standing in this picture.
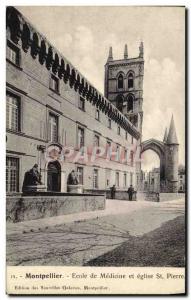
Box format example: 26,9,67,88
127,185,134,201
110,185,116,199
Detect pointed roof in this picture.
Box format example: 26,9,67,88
107,46,113,62
166,115,179,144
124,44,128,59
163,127,168,143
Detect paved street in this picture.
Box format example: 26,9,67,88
7,196,185,266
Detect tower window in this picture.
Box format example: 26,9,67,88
118,74,124,89
127,94,134,112
116,95,123,112
128,72,134,89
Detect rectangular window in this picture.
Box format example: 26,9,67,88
124,149,128,163
95,109,100,121
117,126,120,135
7,40,20,66
131,136,134,144
79,96,85,111
77,167,83,185
106,141,111,160
130,150,134,166
116,145,120,161
49,113,58,142
93,169,98,189
6,157,19,193
6,92,20,131
94,134,100,147
116,172,119,187
77,126,85,149
50,74,59,93
125,131,128,140
108,118,111,129
123,173,127,187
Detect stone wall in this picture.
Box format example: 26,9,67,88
85,189,136,201
137,192,184,202
6,193,105,223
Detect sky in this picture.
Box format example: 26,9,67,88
17,6,185,171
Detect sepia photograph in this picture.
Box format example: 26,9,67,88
5,4,186,295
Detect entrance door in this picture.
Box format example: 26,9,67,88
47,161,61,192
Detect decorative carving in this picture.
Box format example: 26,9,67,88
52,53,60,74
38,40,47,65
21,23,32,52
31,32,40,59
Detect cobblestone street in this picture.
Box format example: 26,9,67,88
7,196,185,266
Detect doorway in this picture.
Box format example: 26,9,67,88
47,161,61,192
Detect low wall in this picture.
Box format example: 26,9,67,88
85,189,136,201
6,193,105,223
137,192,185,202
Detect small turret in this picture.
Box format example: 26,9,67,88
166,115,178,144
124,44,128,59
107,46,113,62
139,41,144,58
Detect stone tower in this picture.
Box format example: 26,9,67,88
165,115,179,192
104,42,144,135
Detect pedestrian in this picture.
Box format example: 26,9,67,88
110,184,116,199
127,185,134,201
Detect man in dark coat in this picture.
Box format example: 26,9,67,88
110,185,116,199
127,185,134,201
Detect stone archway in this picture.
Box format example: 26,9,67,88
141,139,165,181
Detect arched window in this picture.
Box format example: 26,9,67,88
116,95,123,112
128,72,134,89
118,74,124,89
127,94,134,112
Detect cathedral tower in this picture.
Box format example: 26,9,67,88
104,42,144,136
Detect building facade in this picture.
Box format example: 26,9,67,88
6,7,142,195
178,171,185,193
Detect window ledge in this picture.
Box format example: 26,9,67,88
6,129,24,136
6,58,23,70
49,88,60,96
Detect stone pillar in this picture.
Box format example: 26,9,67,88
61,170,66,192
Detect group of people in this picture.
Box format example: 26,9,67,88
110,184,135,200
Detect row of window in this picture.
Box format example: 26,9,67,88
7,90,134,147
6,156,134,193
77,126,134,164
118,73,134,90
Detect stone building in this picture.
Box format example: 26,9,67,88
6,7,142,195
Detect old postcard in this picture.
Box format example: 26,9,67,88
6,5,186,295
